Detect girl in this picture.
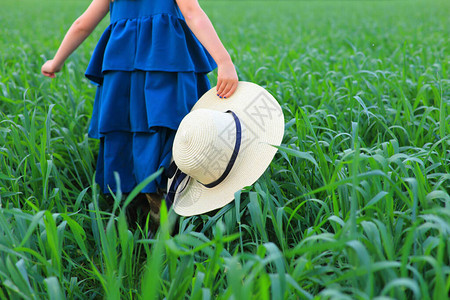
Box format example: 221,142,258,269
41,0,238,226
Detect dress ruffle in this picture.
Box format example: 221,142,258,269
89,70,211,195
88,70,211,138
85,14,217,85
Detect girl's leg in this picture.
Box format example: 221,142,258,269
133,129,174,230
145,192,163,229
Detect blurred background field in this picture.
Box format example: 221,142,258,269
0,0,449,299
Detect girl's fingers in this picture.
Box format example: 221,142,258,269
216,79,224,97
216,79,238,98
216,79,231,97
217,80,238,98
222,82,234,98
223,81,237,98
217,82,231,98
42,70,55,78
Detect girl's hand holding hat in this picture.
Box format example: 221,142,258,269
216,61,238,99
176,0,238,99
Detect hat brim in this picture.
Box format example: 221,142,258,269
169,81,284,216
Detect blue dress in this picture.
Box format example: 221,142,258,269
85,0,217,194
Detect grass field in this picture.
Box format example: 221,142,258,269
1,0,449,299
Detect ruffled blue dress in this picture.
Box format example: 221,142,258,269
85,0,216,194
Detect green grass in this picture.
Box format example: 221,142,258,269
1,0,449,299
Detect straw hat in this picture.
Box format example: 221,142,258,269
166,81,284,216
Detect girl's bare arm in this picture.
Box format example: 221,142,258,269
41,0,110,78
176,0,238,98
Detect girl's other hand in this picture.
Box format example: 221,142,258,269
41,60,62,78
216,61,238,99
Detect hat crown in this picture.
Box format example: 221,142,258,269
173,109,237,185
